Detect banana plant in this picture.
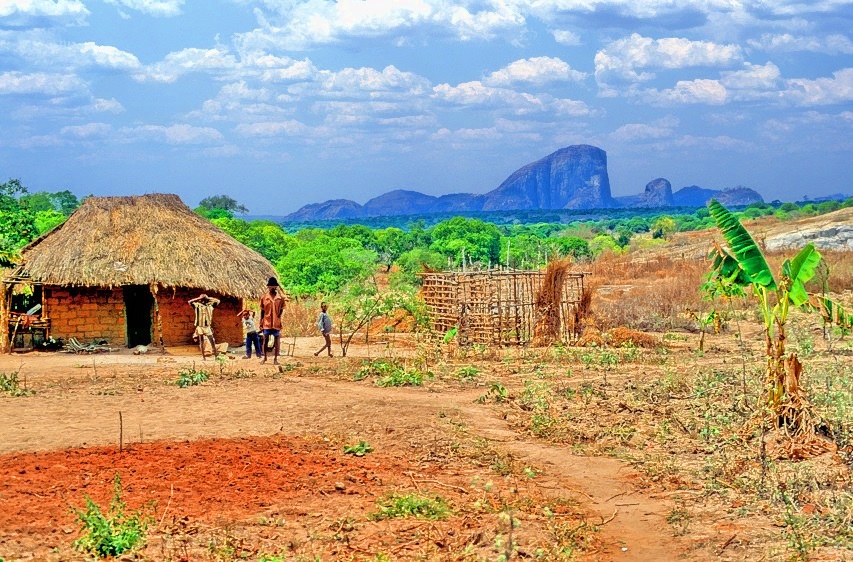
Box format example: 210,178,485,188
706,199,851,434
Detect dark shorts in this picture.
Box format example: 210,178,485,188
263,329,280,337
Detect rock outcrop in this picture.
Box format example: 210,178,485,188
764,207,853,251
284,198,363,221
480,145,614,210
638,178,674,207
283,145,766,221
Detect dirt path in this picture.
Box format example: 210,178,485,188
0,346,706,561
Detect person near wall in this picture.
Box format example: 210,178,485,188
258,277,285,365
313,302,333,357
238,309,262,359
188,293,220,360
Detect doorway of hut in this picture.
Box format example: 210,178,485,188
123,285,153,347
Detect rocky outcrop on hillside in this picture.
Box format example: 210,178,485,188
673,185,762,207
764,207,853,251
481,145,614,210
284,198,364,221
639,178,674,207
362,190,438,217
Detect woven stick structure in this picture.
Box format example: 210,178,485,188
419,261,586,346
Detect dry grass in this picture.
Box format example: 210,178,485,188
588,253,710,331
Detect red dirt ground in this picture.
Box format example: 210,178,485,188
0,340,726,561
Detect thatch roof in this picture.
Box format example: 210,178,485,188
11,194,277,299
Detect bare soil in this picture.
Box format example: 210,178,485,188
0,336,729,562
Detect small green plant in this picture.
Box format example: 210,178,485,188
70,473,152,558
370,493,450,520
476,382,508,403
455,365,481,381
343,440,374,456
175,366,209,387
0,370,33,396
375,368,427,387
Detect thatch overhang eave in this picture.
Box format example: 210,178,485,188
13,194,277,301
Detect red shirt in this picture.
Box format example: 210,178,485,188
259,291,285,330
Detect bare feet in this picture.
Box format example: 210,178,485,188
260,358,266,364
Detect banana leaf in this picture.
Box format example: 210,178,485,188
708,199,776,291
808,294,852,329
784,243,821,307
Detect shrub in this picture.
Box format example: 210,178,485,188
71,473,152,558
175,367,209,387
370,493,450,520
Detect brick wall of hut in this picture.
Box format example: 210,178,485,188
154,288,243,346
44,287,126,345
45,286,245,348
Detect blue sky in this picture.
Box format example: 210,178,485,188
1,0,851,215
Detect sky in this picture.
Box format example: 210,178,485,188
1,1,852,215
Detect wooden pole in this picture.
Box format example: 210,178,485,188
0,281,9,354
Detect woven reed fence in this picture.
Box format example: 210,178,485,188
418,262,586,346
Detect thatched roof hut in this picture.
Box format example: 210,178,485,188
13,193,274,299
2,194,278,352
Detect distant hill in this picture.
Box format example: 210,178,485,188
284,145,764,221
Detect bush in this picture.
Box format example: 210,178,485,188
71,473,152,558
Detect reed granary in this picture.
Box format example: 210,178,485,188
1,194,277,352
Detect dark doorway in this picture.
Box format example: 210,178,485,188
123,285,153,347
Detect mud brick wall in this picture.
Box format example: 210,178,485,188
154,288,244,346
44,287,125,345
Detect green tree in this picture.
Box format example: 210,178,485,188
276,235,377,297
375,227,408,271
391,248,446,287
651,216,677,239
0,178,37,258
51,190,80,215
430,217,501,266
589,234,621,257
196,194,248,218
552,236,593,261
34,210,66,234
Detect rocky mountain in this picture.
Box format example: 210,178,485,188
283,145,764,221
480,145,614,210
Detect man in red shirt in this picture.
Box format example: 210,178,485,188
259,277,285,364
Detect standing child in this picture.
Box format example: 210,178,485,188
314,302,333,357
238,309,261,359
188,293,220,360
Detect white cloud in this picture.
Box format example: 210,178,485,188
123,124,224,144
317,65,429,95
611,117,678,142
748,33,853,55
235,120,308,137
135,47,238,82
484,56,586,86
0,0,88,19
641,78,728,105
234,0,526,52
720,62,780,91
783,68,853,105
103,0,184,17
1,33,141,71
551,29,581,46
433,79,593,116
92,98,124,113
0,71,85,95
61,123,112,138
595,33,743,84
